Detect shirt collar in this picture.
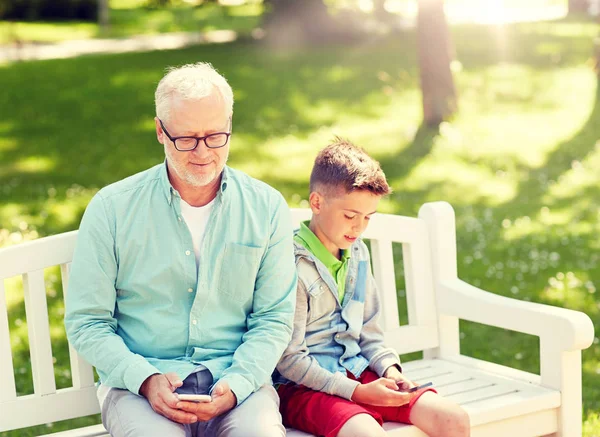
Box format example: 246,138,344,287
160,160,229,205
295,220,349,269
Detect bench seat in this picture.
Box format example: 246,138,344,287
45,358,561,437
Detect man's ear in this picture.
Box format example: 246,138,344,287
309,192,323,214
155,117,165,145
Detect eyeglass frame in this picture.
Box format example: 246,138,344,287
158,117,232,151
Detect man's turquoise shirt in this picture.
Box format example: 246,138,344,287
64,163,297,404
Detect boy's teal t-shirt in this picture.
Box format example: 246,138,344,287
294,221,350,303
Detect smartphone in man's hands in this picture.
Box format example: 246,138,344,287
177,394,212,402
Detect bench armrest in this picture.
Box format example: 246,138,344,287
437,278,594,352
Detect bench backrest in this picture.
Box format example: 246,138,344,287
289,209,440,353
0,208,440,432
0,231,99,432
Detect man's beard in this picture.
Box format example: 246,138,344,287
170,150,228,188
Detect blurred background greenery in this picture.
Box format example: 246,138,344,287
0,0,599,435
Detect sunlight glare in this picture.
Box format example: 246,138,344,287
384,0,416,15
358,0,374,13
475,0,509,25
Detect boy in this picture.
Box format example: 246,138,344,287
275,138,470,437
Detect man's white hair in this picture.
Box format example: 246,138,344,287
155,62,234,122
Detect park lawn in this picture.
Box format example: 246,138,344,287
0,1,263,45
0,18,599,436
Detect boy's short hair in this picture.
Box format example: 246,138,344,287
309,137,391,197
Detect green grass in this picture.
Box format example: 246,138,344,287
0,1,263,44
1,17,600,435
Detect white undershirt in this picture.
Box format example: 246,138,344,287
180,197,216,269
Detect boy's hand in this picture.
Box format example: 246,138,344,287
384,366,416,392
176,380,237,422
351,377,414,407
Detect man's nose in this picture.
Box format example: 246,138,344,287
192,141,211,158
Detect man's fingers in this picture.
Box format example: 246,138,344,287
211,380,230,398
176,401,219,422
158,387,180,408
164,372,183,389
160,403,198,424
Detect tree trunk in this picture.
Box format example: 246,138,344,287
417,0,457,126
263,0,337,45
595,18,600,78
568,0,590,14
98,0,110,32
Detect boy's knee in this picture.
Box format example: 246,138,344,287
444,405,470,437
415,396,470,437
455,407,471,435
338,414,386,437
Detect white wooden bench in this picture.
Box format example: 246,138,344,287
0,202,594,437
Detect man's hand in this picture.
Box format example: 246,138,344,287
383,366,416,392
139,373,198,424
351,377,414,407
176,380,237,422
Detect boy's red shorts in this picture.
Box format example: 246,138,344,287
277,369,436,437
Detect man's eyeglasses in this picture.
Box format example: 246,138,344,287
159,118,231,151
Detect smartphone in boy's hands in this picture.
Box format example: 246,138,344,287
403,382,433,393
177,394,212,403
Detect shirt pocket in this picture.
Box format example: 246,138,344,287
306,278,336,324
218,242,263,303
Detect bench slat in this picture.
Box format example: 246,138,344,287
384,325,439,355
0,386,101,432
469,409,558,437
448,383,519,405
0,231,78,279
402,237,437,326
61,263,96,390
0,280,17,401
465,391,559,429
44,424,108,437
23,269,57,396
362,214,426,243
370,239,400,331
434,377,493,396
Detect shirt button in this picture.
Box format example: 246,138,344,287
188,288,194,293
178,216,182,222
335,334,340,339
192,320,197,325
185,250,191,256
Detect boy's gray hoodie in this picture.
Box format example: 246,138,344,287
275,239,401,400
